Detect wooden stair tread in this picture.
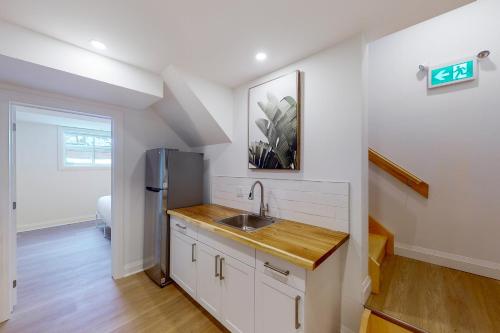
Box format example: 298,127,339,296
359,309,416,333
369,233,388,264
366,255,500,333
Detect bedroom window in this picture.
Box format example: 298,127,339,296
59,127,112,169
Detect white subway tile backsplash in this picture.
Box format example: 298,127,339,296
211,176,349,232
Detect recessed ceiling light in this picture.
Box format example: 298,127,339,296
255,52,267,61
90,40,107,50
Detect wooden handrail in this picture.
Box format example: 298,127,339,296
369,148,429,198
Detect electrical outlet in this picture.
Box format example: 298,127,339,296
236,187,245,198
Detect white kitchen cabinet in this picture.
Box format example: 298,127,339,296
255,271,304,333
197,240,255,333
255,249,343,333
220,255,255,333
170,228,197,298
170,214,343,333
196,241,223,320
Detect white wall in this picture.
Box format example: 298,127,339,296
0,82,189,321
368,0,500,278
121,108,190,274
196,35,368,332
15,121,111,232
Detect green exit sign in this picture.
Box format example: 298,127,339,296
428,58,477,89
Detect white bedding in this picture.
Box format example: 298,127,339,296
97,195,112,228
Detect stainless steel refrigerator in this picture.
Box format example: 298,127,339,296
143,148,203,287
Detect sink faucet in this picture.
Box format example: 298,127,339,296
248,181,268,217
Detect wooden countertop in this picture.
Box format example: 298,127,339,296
167,204,349,270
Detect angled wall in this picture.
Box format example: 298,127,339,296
156,65,232,147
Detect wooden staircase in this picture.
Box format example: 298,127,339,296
363,148,431,331
364,221,422,332
368,148,416,294
359,309,414,333
368,216,394,294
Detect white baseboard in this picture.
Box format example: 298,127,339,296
17,215,96,232
123,259,144,278
396,242,500,280
361,275,372,303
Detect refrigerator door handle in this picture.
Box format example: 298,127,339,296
163,168,168,190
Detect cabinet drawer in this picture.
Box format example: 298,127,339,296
198,228,256,268
170,215,198,239
256,251,306,292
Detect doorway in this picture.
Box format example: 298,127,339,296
8,104,114,316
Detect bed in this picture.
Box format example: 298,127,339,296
96,195,112,232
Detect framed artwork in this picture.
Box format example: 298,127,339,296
248,70,301,170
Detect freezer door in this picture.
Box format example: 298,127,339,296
145,148,166,190
143,188,169,286
167,151,204,209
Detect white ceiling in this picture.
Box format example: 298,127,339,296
0,0,473,87
15,104,111,131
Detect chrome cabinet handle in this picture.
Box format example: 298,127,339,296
219,257,225,280
191,243,196,262
295,295,301,329
176,223,187,230
264,262,290,276
215,255,220,277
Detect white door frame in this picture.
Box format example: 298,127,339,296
8,105,17,311
3,100,125,319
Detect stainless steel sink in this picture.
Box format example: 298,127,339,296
216,214,276,232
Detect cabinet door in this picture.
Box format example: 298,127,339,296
196,242,223,319
255,271,305,333
221,255,255,333
170,229,197,297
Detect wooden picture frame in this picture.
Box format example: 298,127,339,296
248,71,301,170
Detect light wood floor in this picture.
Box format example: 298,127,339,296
0,221,226,333
366,255,500,333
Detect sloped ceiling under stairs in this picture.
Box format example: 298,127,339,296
153,66,233,147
